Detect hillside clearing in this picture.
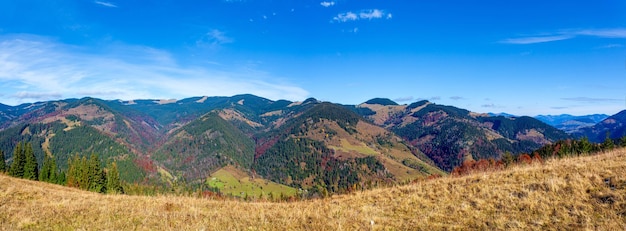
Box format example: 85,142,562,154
1,148,625,230
207,165,297,198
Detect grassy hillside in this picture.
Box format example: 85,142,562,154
206,165,297,198
2,148,625,230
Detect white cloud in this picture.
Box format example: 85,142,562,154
334,12,358,22
501,28,626,45
94,1,117,8
574,28,626,38
332,9,391,23
12,92,62,100
359,9,384,20
393,96,414,102
320,1,335,7
0,35,308,105
196,29,233,48
500,35,573,44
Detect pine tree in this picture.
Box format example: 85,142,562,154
9,142,25,178
578,137,593,155
57,171,66,185
78,156,89,190
66,155,79,187
39,155,58,183
88,153,106,193
620,136,626,147
106,161,123,194
0,149,6,173
39,155,51,182
22,143,39,180
601,133,615,151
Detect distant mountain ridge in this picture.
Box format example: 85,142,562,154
2,94,605,193
535,114,608,133
571,110,626,143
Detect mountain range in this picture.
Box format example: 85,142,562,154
534,114,609,133
0,95,623,194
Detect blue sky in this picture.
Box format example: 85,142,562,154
0,0,625,116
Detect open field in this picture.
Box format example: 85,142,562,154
1,148,625,230
207,165,297,198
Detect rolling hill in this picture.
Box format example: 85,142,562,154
535,114,608,133
1,148,624,229
572,110,626,143
357,99,569,171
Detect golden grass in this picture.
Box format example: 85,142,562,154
2,148,626,230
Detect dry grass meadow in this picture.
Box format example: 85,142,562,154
1,148,626,230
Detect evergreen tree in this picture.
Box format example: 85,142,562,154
78,156,89,190
57,171,66,185
620,136,626,147
66,155,79,187
106,161,123,194
9,142,25,178
39,155,58,183
67,155,87,189
601,134,615,151
88,153,106,193
39,155,51,182
578,137,593,155
0,149,6,172
22,143,39,180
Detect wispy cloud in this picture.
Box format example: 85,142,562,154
482,103,504,108
0,35,308,105
561,97,623,103
500,35,573,44
332,9,392,23
12,92,62,100
449,96,464,100
393,96,414,102
196,29,233,48
597,44,623,49
320,1,335,7
94,1,117,8
501,28,626,44
575,28,626,38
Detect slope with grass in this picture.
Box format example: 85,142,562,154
1,148,625,230
206,165,297,198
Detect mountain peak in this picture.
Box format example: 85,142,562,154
363,98,398,106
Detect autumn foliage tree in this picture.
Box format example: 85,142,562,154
451,158,504,176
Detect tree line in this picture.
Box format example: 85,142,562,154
0,142,123,194
451,135,626,176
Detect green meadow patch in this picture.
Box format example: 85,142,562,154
207,165,297,199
